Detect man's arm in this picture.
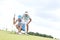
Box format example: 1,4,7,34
27,18,32,24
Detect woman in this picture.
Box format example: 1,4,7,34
13,14,22,34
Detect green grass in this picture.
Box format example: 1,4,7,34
0,30,56,40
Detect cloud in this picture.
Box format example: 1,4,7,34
17,0,60,8
0,0,60,38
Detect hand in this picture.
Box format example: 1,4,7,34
27,22,30,25
27,18,32,24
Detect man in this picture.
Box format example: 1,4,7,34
22,11,32,34
13,14,22,34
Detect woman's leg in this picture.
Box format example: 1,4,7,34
16,24,19,30
18,26,22,32
16,24,22,34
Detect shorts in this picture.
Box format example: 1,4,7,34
18,22,22,27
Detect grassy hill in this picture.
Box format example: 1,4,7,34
0,30,56,40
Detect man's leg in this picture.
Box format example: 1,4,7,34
26,24,29,33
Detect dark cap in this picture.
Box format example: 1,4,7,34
25,11,28,13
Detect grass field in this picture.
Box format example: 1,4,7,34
0,30,56,40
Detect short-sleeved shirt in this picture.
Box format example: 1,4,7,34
22,14,30,22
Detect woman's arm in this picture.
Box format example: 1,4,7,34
13,14,17,25
13,17,15,24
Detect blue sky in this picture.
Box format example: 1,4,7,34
0,0,60,38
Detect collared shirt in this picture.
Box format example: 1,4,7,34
22,14,30,22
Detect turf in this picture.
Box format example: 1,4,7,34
0,30,56,40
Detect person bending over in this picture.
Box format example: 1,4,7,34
22,11,32,34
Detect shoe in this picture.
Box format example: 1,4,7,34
25,32,27,34
18,32,22,35
16,32,19,34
